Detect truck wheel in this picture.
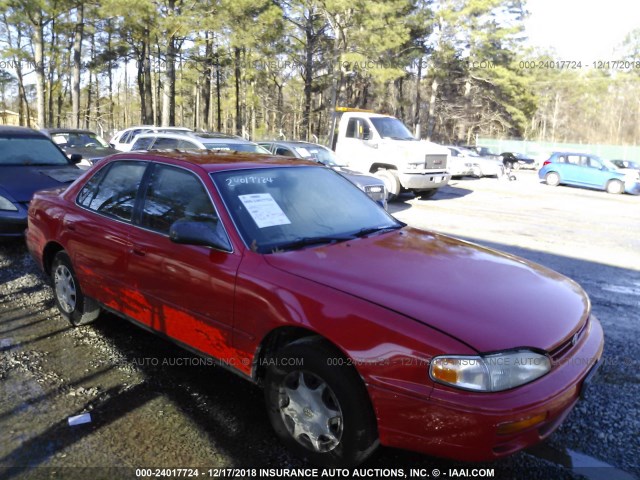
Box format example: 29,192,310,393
51,251,101,326
606,179,624,194
415,189,437,200
264,339,378,467
374,169,400,200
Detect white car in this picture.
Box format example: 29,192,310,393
130,132,270,154
109,126,193,152
445,146,475,177
448,146,504,178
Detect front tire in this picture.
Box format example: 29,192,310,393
51,251,101,326
606,179,624,194
264,339,378,467
374,169,400,201
545,171,561,186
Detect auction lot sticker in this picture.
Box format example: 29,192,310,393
239,193,292,228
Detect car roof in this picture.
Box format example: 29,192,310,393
133,132,257,144
104,150,319,172
0,126,48,138
264,141,328,149
42,128,98,135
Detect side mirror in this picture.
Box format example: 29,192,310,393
169,219,231,251
70,153,83,164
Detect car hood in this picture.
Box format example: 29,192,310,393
63,146,120,160
334,167,382,187
0,165,81,202
264,227,589,353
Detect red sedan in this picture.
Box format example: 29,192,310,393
26,151,603,467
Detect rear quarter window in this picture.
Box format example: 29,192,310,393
77,161,147,222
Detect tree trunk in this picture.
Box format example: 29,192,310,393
33,14,46,128
234,47,242,135
142,31,154,124
72,2,84,128
414,56,422,137
215,50,222,131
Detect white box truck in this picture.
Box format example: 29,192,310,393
330,108,451,199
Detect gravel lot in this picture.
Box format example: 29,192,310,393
1,171,638,480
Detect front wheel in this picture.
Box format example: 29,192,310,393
374,169,400,201
606,179,624,194
545,171,561,187
51,251,101,326
264,339,378,467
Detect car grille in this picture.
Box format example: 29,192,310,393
425,154,448,170
550,318,589,362
364,185,386,202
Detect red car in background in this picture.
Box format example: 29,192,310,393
26,151,603,467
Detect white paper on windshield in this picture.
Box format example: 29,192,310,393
52,135,66,144
294,147,312,158
239,193,291,228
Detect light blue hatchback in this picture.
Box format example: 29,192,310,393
539,152,640,195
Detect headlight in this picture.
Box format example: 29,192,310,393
0,195,18,212
429,350,551,392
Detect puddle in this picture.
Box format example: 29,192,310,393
527,443,637,480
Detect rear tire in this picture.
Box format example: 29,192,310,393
374,169,400,201
545,171,561,187
415,189,437,200
51,251,101,326
606,179,624,194
264,338,378,467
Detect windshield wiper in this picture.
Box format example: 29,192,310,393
353,225,402,238
274,235,354,252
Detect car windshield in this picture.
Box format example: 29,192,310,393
211,166,400,253
601,158,618,170
293,145,346,167
204,143,270,153
369,117,415,140
51,131,109,148
0,136,70,166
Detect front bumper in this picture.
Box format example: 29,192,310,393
398,171,451,190
0,206,28,238
624,179,640,195
369,315,604,461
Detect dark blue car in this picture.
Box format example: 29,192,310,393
0,126,82,238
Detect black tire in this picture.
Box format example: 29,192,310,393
545,171,561,187
374,169,400,201
264,338,378,467
606,179,624,194
415,189,437,200
51,251,101,326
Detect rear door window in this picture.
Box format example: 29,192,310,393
77,161,148,221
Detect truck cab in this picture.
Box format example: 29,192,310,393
332,110,450,199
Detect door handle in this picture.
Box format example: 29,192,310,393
131,247,146,256
66,222,76,231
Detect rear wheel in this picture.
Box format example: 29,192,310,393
415,189,437,200
51,251,101,326
545,171,561,187
606,179,624,194
264,339,378,467
374,169,400,201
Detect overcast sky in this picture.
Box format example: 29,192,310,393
524,0,639,63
